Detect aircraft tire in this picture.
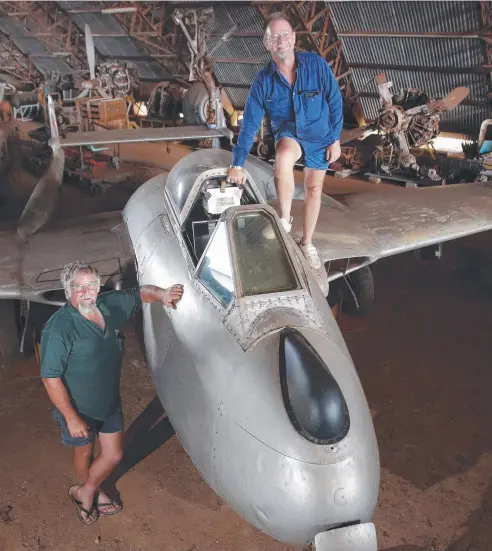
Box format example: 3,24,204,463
182,82,209,125
344,266,375,316
0,299,21,377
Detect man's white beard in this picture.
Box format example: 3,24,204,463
276,50,289,60
78,299,96,316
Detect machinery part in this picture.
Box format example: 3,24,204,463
148,81,184,121
314,523,377,551
183,81,209,125
377,106,405,134
256,140,271,158
364,73,469,179
478,119,492,151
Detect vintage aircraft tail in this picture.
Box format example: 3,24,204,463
16,95,65,240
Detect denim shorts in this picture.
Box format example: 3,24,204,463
276,128,331,170
52,406,124,447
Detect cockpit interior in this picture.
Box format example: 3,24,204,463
182,175,259,265
180,173,301,308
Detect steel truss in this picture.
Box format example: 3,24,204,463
253,1,353,97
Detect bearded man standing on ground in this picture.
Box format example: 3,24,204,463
227,12,343,270
41,261,184,525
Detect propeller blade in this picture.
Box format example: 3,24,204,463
375,72,388,85
375,72,393,107
340,127,367,144
86,24,96,80
16,148,65,240
440,86,469,111
16,96,65,240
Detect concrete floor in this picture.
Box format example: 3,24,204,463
1,151,492,550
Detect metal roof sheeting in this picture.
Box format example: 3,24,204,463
0,16,72,75
329,1,480,33
206,4,267,108
56,2,169,80
329,1,490,133
341,36,483,69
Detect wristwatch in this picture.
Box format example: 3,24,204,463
229,165,244,170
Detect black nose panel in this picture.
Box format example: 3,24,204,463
280,329,350,445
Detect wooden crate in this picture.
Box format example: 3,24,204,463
76,97,129,131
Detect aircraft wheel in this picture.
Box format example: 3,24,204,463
182,81,209,125
256,140,271,158
343,266,375,316
0,299,21,376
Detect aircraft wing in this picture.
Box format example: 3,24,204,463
59,126,231,148
285,181,492,270
335,181,492,258
0,211,135,304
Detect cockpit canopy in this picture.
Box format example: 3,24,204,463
165,156,305,310
196,209,301,308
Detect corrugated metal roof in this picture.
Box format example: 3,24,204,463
211,4,264,34
329,1,480,33
205,4,267,109
207,36,270,63
329,1,490,133
0,16,72,75
341,36,483,69
56,2,170,80
223,87,250,110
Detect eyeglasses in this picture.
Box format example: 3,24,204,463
70,282,98,293
266,31,292,45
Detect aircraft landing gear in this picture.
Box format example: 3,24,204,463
327,266,375,316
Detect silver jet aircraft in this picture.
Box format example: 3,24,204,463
2,99,492,551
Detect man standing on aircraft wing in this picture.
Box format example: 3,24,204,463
226,12,343,271
40,261,184,525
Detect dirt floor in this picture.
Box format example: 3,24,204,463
2,151,492,550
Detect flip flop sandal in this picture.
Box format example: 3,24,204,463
96,497,123,516
68,485,99,525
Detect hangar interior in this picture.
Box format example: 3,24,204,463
1,2,492,551
0,0,490,187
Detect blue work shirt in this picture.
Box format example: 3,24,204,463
232,52,343,167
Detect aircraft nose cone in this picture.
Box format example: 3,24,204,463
280,329,350,445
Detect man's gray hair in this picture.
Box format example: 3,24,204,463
263,11,293,36
60,261,100,300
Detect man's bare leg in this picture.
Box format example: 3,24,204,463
274,138,302,223
296,168,325,270
302,168,326,244
73,443,93,484
75,431,124,517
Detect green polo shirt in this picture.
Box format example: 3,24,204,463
40,287,142,420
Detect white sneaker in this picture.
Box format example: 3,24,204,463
263,216,292,239
299,242,322,270
279,217,292,233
